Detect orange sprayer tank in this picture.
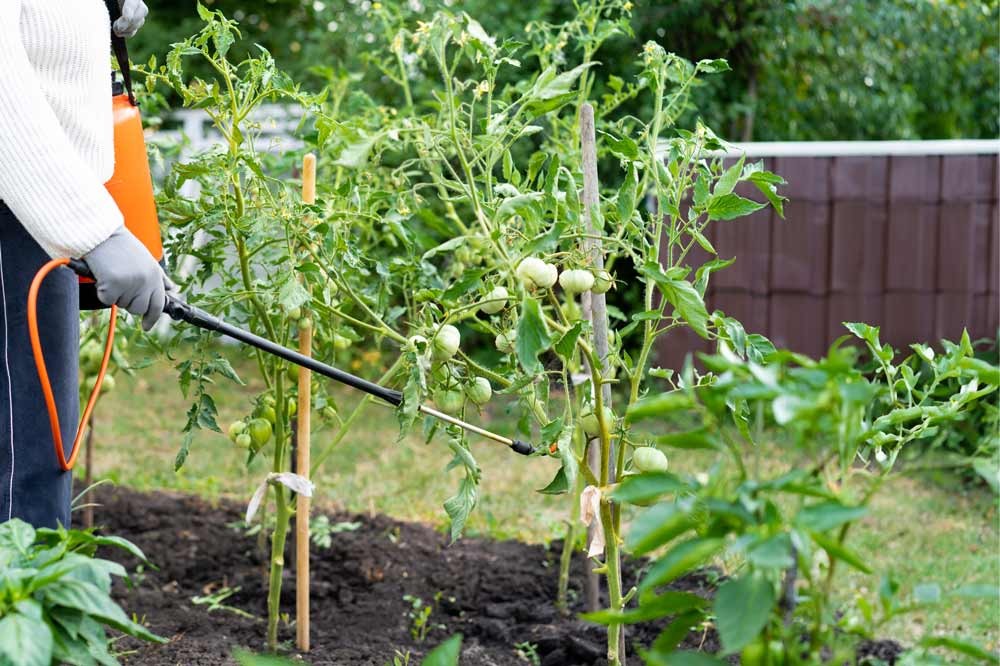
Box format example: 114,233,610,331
106,90,163,260
80,81,164,309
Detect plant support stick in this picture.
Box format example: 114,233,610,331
295,153,317,652
580,103,625,665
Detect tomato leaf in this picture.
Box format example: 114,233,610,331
443,476,477,544
713,156,744,198
554,320,585,358
638,263,709,338
516,296,551,373
537,466,568,495
617,163,639,222
706,193,766,221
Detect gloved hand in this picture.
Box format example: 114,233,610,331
83,227,172,331
112,0,149,38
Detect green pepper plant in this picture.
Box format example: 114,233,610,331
146,3,785,660
0,518,164,665
590,325,999,664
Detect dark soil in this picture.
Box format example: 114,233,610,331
97,487,903,666
97,486,719,665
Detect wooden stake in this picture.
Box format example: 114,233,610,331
295,153,317,652
580,105,623,665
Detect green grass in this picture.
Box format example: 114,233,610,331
87,356,999,652
85,356,568,543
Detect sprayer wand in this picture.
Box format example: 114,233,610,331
63,259,534,457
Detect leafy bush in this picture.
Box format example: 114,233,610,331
901,333,999,487
0,519,164,666
595,324,999,663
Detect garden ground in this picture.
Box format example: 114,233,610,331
88,356,999,658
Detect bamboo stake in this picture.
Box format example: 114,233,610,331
295,153,317,652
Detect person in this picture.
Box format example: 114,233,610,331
0,0,166,529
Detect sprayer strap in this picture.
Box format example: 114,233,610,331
103,0,136,106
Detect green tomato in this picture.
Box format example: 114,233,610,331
592,270,613,294
258,405,277,425
298,316,313,332
515,257,558,289
80,340,104,374
480,286,508,315
455,245,474,264
262,394,277,407
632,446,669,473
434,389,465,416
580,406,615,437
563,298,581,321
321,406,338,421
432,324,461,360
287,306,303,320
99,374,115,394
558,269,595,293
248,418,273,448
227,420,247,443
235,433,253,450
495,330,516,354
286,398,297,418
333,334,353,350
466,377,492,405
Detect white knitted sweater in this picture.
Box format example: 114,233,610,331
0,0,121,259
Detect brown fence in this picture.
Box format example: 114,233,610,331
657,146,999,368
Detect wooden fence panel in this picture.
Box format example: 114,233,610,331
770,157,830,295
655,148,998,367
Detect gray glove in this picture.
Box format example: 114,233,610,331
113,0,149,38
83,227,171,331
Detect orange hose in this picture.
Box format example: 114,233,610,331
28,258,117,471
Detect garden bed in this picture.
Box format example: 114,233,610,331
99,486,720,665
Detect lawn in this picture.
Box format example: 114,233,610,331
86,354,999,652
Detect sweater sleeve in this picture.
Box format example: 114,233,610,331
0,0,123,259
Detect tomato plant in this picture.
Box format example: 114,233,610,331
144,1,787,660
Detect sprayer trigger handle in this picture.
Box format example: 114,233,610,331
68,258,94,280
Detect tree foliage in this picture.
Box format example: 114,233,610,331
131,0,998,140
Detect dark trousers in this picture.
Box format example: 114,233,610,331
0,203,78,528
